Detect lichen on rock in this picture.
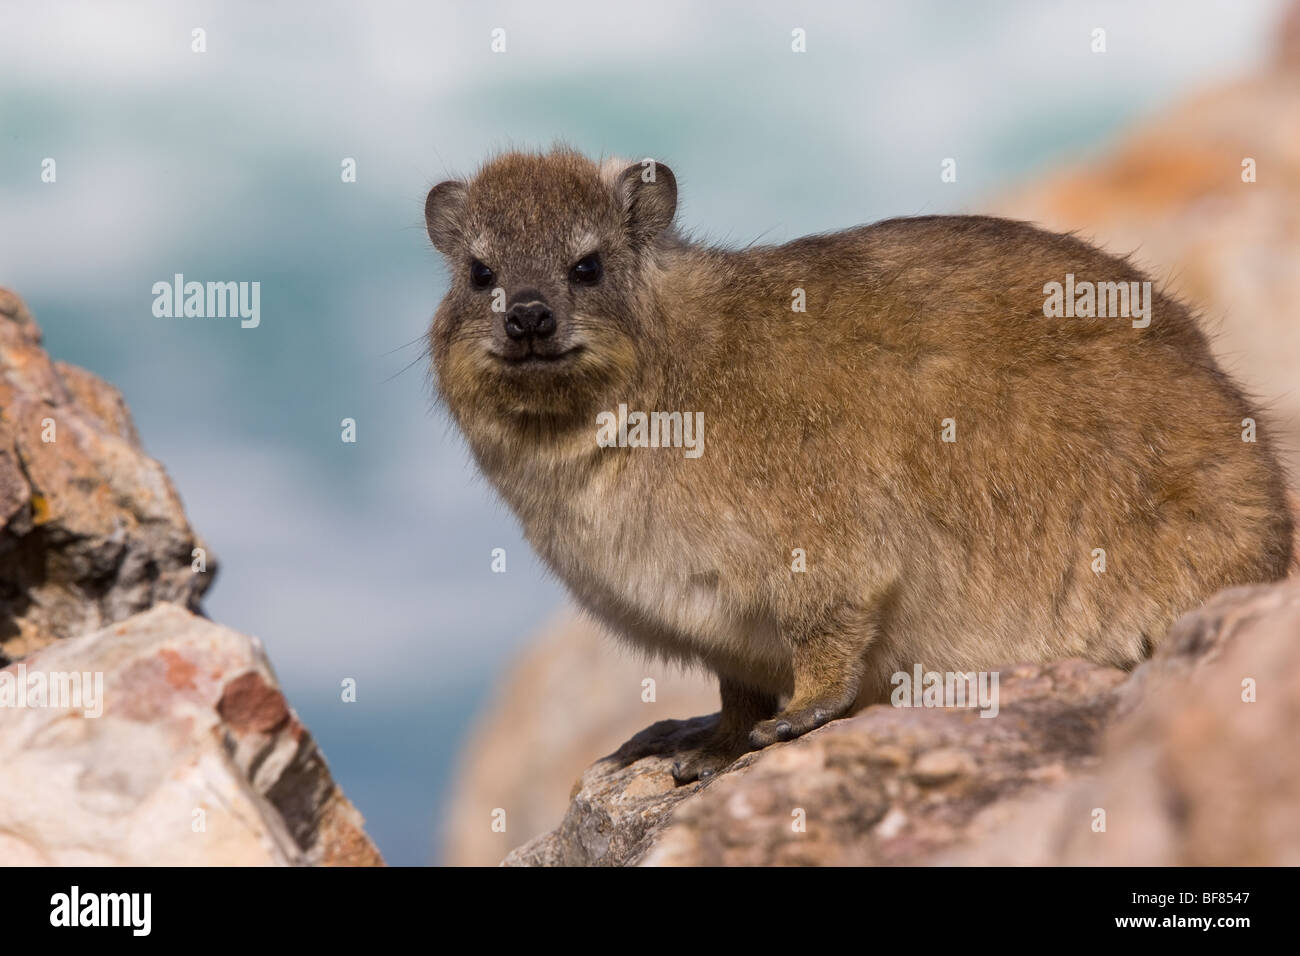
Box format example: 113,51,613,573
0,290,380,866
0,288,213,660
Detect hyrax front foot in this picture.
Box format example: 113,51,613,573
748,694,854,748
747,616,874,749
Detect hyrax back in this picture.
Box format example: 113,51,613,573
426,149,1293,783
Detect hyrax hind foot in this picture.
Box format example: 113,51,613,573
671,678,778,785
670,733,749,784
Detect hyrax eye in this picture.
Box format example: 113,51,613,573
569,253,602,285
469,260,495,289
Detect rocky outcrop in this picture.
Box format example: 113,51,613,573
938,582,1300,865
505,579,1300,866
441,611,715,866
0,288,213,660
0,290,380,865
0,603,382,865
505,661,1125,866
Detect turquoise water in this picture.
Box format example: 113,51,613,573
0,0,1282,864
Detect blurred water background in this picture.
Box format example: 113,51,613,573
0,0,1285,864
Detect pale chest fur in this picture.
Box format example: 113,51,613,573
492,447,782,670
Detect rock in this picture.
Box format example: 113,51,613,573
505,659,1126,866
910,747,976,785
0,602,382,865
440,610,715,866
938,580,1300,865
0,289,214,660
0,290,379,866
507,579,1300,867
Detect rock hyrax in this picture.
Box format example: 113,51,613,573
426,148,1293,782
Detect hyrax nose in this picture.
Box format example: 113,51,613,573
504,297,556,341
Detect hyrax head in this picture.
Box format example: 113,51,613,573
426,149,677,420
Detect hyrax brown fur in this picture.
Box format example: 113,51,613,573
426,148,1293,783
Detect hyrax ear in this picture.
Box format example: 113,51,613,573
425,179,469,255
616,159,677,245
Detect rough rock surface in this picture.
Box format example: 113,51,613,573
0,288,213,659
505,580,1300,866
505,659,1127,866
0,289,379,865
938,581,1300,865
441,611,715,866
0,602,383,865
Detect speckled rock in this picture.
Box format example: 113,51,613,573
507,578,1300,867
0,602,382,866
0,290,379,865
938,580,1300,865
0,289,213,659
505,658,1126,866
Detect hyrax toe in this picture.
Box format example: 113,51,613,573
669,730,752,785
671,751,731,785
748,700,843,749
